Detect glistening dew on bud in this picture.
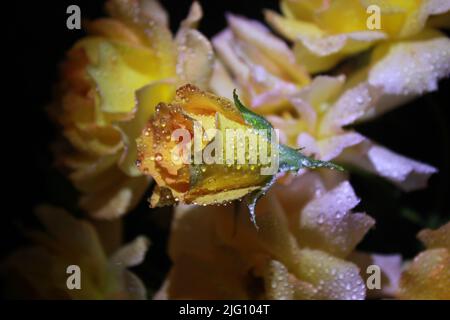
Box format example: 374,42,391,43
136,85,342,226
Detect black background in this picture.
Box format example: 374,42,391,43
5,0,450,297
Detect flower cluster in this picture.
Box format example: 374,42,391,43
3,0,449,300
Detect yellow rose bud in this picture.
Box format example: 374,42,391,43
137,84,270,207
137,84,342,225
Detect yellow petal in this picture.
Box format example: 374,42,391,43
86,18,143,45
79,174,149,219
295,249,366,300
175,29,214,89
399,248,450,299
418,222,450,250
265,10,323,41
118,81,175,176
87,41,159,114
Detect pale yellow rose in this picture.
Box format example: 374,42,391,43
157,172,376,300
266,0,450,72
268,74,438,191
50,0,214,219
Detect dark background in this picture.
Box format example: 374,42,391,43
5,0,450,297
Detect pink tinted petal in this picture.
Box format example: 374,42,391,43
342,143,437,191
318,132,365,161
320,84,381,135
297,133,320,157
299,181,375,257
366,145,437,191
350,252,402,298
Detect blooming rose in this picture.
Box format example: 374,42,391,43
156,172,376,300
266,0,450,72
268,74,439,191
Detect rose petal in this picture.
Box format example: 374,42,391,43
176,29,214,89
320,83,380,136
399,248,450,299
110,236,150,267
418,222,450,249
295,249,366,300
264,260,295,299
210,60,235,100
117,81,175,177
368,30,450,96
298,181,375,257
341,143,437,191
79,174,149,219
226,14,309,85
317,132,366,161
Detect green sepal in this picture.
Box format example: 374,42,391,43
279,144,344,173
233,89,273,139
232,90,343,228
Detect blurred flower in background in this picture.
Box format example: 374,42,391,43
267,73,440,191
266,0,450,72
212,14,310,114
157,172,379,300
399,222,450,299
49,0,214,219
1,206,149,299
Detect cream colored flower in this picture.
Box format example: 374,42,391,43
348,29,450,119
50,0,214,219
157,172,376,300
1,206,149,299
266,0,450,72
268,73,438,191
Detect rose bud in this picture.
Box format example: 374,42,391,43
137,84,342,225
